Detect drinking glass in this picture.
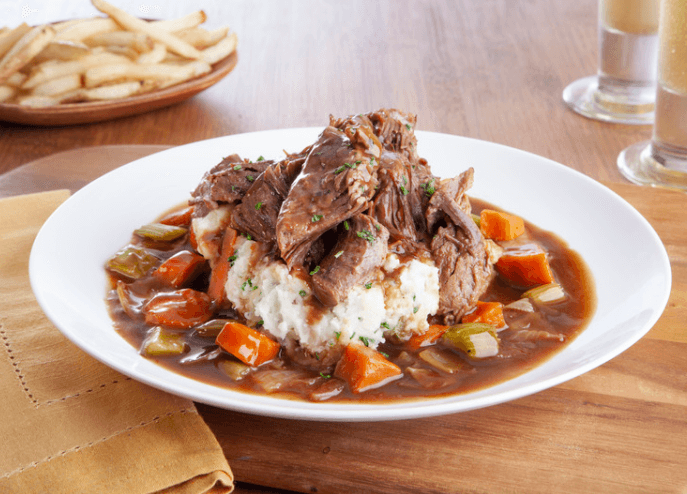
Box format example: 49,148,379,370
617,0,687,190
563,0,660,125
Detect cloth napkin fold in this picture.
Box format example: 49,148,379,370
0,190,233,494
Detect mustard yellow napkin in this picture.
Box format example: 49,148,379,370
0,191,233,494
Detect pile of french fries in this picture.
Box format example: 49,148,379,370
0,0,237,107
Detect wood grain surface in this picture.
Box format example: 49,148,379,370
1,0,686,493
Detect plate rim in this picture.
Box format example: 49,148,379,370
28,128,673,421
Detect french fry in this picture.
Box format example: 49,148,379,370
0,84,15,103
54,17,119,42
22,50,129,89
137,42,166,64
32,72,82,96
4,71,26,87
33,40,90,62
201,32,237,65
0,4,236,106
76,80,149,101
84,59,210,87
17,94,60,107
91,0,202,59
0,23,31,59
156,60,212,88
151,11,207,33
0,25,56,83
176,26,228,49
85,31,154,53
52,19,90,33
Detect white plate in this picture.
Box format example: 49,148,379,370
29,128,672,422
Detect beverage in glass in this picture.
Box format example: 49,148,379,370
563,0,660,124
617,0,687,189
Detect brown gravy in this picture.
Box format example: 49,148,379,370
106,198,596,404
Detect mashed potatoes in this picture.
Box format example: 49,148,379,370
224,236,440,355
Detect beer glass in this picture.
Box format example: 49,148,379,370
617,0,687,190
563,0,660,125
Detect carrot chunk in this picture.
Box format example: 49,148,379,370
144,288,213,329
159,206,194,227
461,301,506,327
208,227,238,304
152,250,206,288
480,209,525,241
496,248,555,287
216,321,280,366
334,342,402,393
405,324,448,350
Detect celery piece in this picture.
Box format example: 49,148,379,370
217,359,252,381
471,213,481,228
522,283,565,304
443,323,499,359
106,245,158,280
141,327,188,357
134,223,187,242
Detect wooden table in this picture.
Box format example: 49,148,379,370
1,1,686,492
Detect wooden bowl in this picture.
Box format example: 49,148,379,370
0,51,237,126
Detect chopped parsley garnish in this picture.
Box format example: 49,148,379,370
375,224,381,231
257,155,264,161
365,282,372,289
344,220,350,231
405,123,412,130
357,229,375,243
359,336,372,347
246,233,253,240
334,250,344,258
334,165,346,174
421,178,436,197
309,265,321,275
400,185,409,196
413,307,419,314
241,278,253,291
315,353,320,360
247,175,255,182
344,162,357,170
257,319,264,326
380,352,390,358
255,202,264,210
299,290,307,297
380,322,391,330
334,331,341,340
319,372,331,379
233,164,242,171
402,175,408,185
311,214,323,222
228,254,238,266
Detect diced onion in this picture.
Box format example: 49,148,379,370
505,298,535,313
522,282,565,304
418,347,464,373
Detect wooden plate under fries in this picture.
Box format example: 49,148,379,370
0,51,237,126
